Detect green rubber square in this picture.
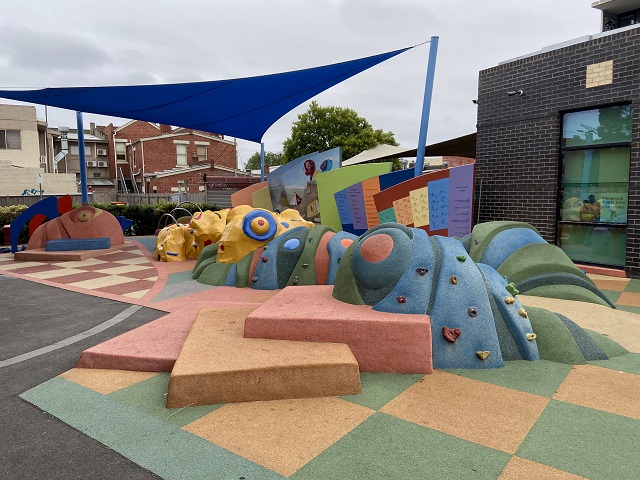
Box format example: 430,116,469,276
21,377,284,480
622,280,640,293
601,289,622,304
615,305,640,314
589,353,640,375
445,360,572,397
341,372,425,410
109,373,221,427
166,270,195,285
517,400,640,480
291,412,511,480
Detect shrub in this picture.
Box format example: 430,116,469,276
0,205,29,243
90,202,220,236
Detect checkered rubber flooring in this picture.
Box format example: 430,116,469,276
22,355,640,479
3,240,640,479
0,243,158,299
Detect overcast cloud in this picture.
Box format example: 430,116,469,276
0,0,602,167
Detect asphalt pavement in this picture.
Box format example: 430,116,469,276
0,275,166,480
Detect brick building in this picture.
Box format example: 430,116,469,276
476,1,640,276
96,121,242,195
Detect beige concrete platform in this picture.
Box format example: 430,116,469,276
167,307,362,407
244,285,433,373
14,240,134,262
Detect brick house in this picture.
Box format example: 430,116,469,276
96,120,243,195
475,0,640,276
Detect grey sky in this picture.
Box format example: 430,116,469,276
0,1,602,167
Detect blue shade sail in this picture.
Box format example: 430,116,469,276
0,47,412,142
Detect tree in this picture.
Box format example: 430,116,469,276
282,101,403,170
244,151,284,170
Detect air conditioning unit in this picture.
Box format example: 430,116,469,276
39,155,47,164
97,161,108,168
97,149,107,156
86,160,97,167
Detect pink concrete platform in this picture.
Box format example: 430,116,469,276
14,240,134,262
244,285,433,374
76,301,264,372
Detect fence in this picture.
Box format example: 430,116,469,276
0,192,207,207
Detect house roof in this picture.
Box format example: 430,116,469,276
341,133,477,166
0,47,413,143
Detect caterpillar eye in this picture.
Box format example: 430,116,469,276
242,210,277,241
76,210,94,222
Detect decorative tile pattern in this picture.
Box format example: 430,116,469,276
0,243,158,298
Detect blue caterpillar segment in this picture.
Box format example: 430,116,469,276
192,218,625,369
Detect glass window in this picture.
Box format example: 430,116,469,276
559,105,632,268
176,144,187,165
558,224,626,267
561,147,629,224
70,145,92,156
0,129,21,149
115,142,127,162
196,145,207,162
562,105,631,148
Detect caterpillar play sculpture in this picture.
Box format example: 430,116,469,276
193,207,625,369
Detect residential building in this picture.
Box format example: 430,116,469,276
48,124,113,195
0,104,76,196
96,120,243,195
475,0,640,276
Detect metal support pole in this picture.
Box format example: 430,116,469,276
76,111,89,205
260,142,265,181
414,36,439,177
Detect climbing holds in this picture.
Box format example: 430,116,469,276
442,327,461,343
505,282,519,296
456,255,466,262
504,296,515,305
526,333,537,341
293,276,300,285
416,267,429,275
251,276,258,283
476,351,491,360
284,238,301,250
518,308,528,318
397,296,407,304
261,256,268,262
302,263,309,268
468,306,478,317
450,275,458,285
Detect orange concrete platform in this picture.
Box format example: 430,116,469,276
244,285,433,374
167,307,361,407
14,240,134,262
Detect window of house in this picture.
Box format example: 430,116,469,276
558,104,632,267
196,145,207,162
70,145,92,156
0,129,21,149
115,142,127,163
176,144,187,166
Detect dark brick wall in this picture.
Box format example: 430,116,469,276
476,26,640,276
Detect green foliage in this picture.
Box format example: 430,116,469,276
90,202,220,235
245,151,285,170
0,205,29,243
282,101,400,165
